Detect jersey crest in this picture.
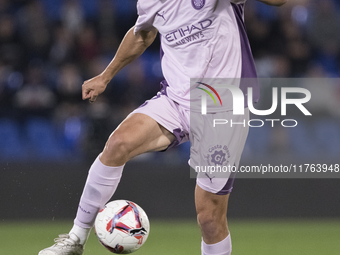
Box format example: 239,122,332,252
191,0,205,10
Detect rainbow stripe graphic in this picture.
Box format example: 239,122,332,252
196,82,223,106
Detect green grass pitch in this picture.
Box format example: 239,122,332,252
0,219,339,255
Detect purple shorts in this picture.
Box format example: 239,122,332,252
131,93,249,195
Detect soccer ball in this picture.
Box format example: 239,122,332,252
94,200,150,254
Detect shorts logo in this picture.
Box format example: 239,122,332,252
211,150,227,165
205,145,231,166
192,0,205,10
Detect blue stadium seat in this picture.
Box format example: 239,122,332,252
0,119,25,160
25,118,64,160
246,123,271,157
287,120,317,157
177,141,191,162
314,119,340,157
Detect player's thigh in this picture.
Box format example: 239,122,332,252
115,113,175,152
101,113,175,163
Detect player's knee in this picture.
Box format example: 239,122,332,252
197,211,217,229
197,210,227,237
102,132,136,164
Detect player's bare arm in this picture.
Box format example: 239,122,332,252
82,26,158,103
257,0,288,6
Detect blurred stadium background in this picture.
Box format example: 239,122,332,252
0,0,340,254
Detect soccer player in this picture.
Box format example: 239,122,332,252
39,0,287,254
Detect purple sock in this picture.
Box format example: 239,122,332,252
74,155,124,229
201,235,232,255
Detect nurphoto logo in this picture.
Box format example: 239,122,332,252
198,82,312,128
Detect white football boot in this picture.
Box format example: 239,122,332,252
38,233,84,255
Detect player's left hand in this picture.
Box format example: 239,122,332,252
82,74,107,103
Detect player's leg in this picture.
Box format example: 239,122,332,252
38,113,175,255
191,109,249,255
71,113,174,236
195,185,232,255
